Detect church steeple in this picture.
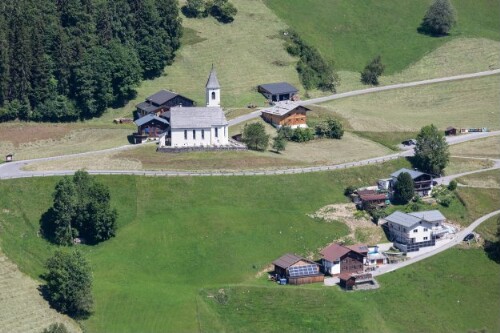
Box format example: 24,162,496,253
206,65,221,107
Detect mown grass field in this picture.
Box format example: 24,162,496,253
458,169,500,189
450,136,500,159
1,161,499,332
264,0,500,74
321,75,500,132
444,157,494,175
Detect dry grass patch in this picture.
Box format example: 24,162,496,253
321,75,500,132
0,251,81,333
458,169,500,188
450,136,500,159
444,157,494,176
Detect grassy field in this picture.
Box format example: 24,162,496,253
450,136,500,159
458,169,500,188
200,248,500,333
444,157,494,176
320,74,500,132
0,251,81,333
264,0,500,74
0,163,499,332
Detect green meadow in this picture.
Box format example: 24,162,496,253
1,159,500,332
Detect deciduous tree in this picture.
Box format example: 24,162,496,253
414,124,450,175
272,133,287,153
394,172,415,204
360,55,385,85
242,122,269,151
419,0,456,36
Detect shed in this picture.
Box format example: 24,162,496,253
339,272,374,290
445,127,457,136
5,153,13,162
272,253,324,285
258,82,299,102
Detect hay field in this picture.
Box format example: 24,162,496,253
450,136,500,159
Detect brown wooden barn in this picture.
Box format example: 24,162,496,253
339,272,374,290
445,127,457,136
272,253,324,285
261,102,310,129
136,90,195,118
356,190,388,210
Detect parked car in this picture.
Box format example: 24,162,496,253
402,139,417,146
463,233,475,241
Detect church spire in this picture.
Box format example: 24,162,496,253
206,65,221,107
206,64,221,89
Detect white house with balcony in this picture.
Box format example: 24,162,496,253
385,210,446,253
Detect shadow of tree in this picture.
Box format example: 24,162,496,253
39,208,56,244
483,240,500,264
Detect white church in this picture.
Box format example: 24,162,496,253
159,67,230,148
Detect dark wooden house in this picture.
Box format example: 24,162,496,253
356,190,388,210
445,127,457,136
390,168,434,197
136,90,195,118
133,114,169,144
320,243,365,276
272,253,324,285
261,102,310,129
258,82,298,102
339,272,374,290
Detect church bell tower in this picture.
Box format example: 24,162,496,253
205,65,221,107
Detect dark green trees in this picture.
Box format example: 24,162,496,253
394,172,415,204
0,0,182,122
242,122,270,151
315,118,344,139
44,251,93,317
41,170,117,245
360,56,385,85
183,0,237,23
414,124,450,175
419,0,457,36
272,133,287,153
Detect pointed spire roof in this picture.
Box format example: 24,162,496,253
206,65,221,89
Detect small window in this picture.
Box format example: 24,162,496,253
424,237,428,240
215,127,218,138
413,229,418,233
184,130,187,140
423,228,428,232
193,130,196,139
211,91,216,100
202,129,205,139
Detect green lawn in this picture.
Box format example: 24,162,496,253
0,161,499,332
264,0,500,74
321,75,500,132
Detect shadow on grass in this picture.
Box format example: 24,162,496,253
37,285,92,320
484,240,500,264
39,208,56,244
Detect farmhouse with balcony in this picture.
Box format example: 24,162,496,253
133,114,170,144
258,82,298,102
390,168,433,197
385,210,447,252
261,101,310,129
354,189,389,210
272,253,324,285
320,243,365,276
136,90,195,118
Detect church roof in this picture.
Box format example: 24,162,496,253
169,107,227,129
206,66,221,89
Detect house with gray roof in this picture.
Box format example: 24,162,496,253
390,168,434,197
258,82,298,102
133,114,170,144
385,210,447,252
261,101,310,129
136,90,195,118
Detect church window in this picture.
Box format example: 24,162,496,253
193,130,196,139
202,129,205,139
184,130,187,140
215,128,218,138
212,91,216,100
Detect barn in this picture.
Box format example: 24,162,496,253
261,101,310,129
272,253,324,285
258,82,299,102
136,90,195,118
339,272,375,291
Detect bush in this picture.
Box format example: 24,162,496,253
183,0,207,18
42,323,69,333
44,251,93,317
290,127,315,142
344,186,356,196
448,180,457,191
271,133,287,153
360,55,385,85
206,0,237,23
419,0,456,36
315,118,344,139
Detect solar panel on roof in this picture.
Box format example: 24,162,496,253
288,265,317,277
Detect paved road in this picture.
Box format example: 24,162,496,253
1,131,499,179
229,69,500,126
373,210,500,277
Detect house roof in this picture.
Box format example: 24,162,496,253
169,107,227,129
136,101,161,113
409,210,446,223
272,253,313,269
134,114,169,127
391,168,426,180
206,66,221,89
385,211,422,228
320,243,351,262
346,244,369,254
261,101,309,117
258,82,298,95
146,90,178,106
358,191,387,202
446,126,456,131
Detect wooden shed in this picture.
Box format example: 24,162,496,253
5,153,13,162
272,253,324,285
339,272,374,290
445,127,457,136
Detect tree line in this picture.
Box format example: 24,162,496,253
0,0,182,122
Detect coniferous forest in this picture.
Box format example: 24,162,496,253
0,0,182,122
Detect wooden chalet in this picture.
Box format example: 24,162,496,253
320,243,365,276
356,190,388,210
261,101,310,129
133,114,169,144
136,90,195,118
272,253,324,285
390,168,433,197
445,126,457,136
339,272,374,291
258,82,298,102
